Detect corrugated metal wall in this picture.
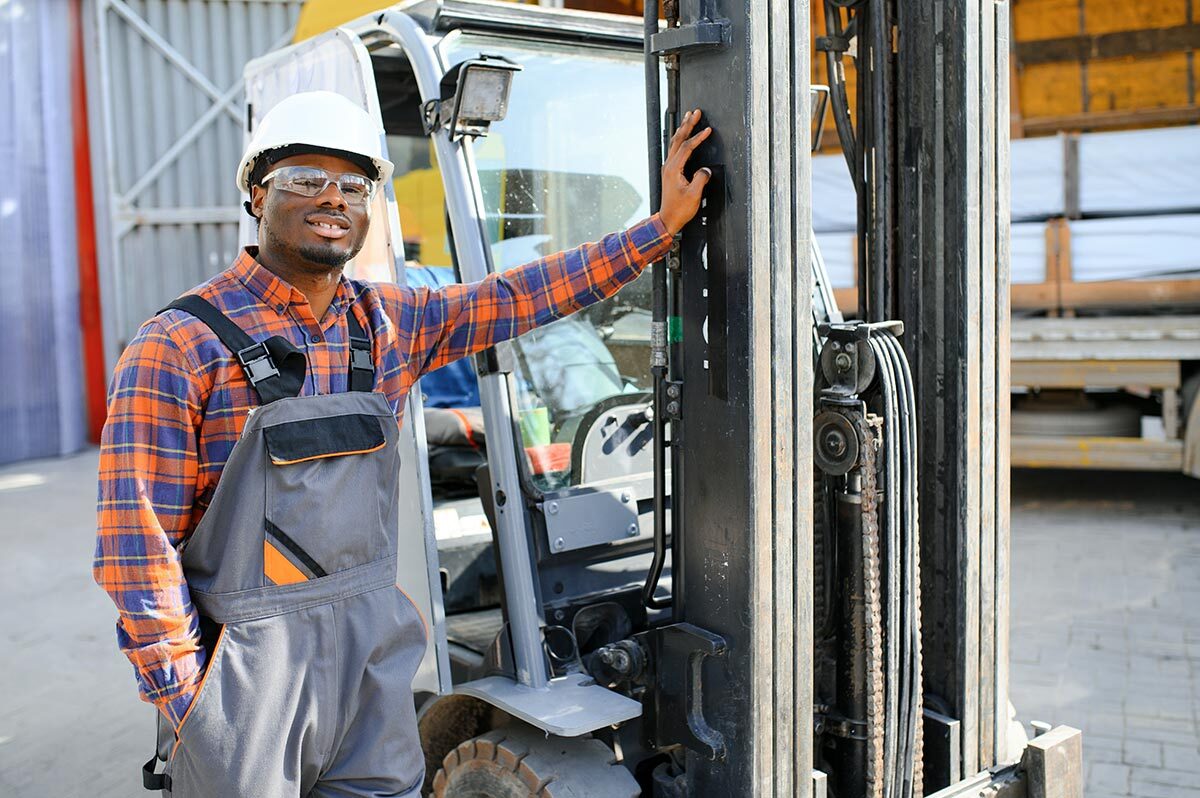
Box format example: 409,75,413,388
85,0,303,367
0,0,88,465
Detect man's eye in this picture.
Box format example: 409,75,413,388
341,183,368,198
295,177,326,191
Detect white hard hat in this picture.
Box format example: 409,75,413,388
236,91,394,193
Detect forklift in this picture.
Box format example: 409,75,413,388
242,0,1082,794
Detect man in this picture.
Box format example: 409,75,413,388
95,90,712,797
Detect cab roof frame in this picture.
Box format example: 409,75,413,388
352,0,646,50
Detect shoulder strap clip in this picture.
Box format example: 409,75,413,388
236,342,280,386
346,309,375,392
349,338,373,373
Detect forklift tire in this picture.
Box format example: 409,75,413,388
430,725,638,798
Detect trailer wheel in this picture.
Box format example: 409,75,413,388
431,725,638,798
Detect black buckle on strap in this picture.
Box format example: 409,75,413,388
143,752,171,791
349,337,373,372
236,342,280,385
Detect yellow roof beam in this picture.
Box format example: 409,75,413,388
294,0,539,43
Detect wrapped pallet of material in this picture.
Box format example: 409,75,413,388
1011,223,1049,286
1010,135,1067,222
1079,128,1200,218
813,127,1200,294
1070,215,1200,282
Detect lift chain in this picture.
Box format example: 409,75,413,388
857,412,886,798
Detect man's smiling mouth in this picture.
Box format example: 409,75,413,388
306,214,350,240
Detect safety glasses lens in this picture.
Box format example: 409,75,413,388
337,176,372,202
267,167,375,204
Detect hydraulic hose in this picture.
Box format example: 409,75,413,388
870,331,923,798
880,337,913,798
883,333,924,797
823,1,858,177
643,0,671,611
870,335,902,798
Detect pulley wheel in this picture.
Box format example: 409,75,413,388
814,410,861,476
820,339,876,395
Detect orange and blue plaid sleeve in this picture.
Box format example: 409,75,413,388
94,318,206,730
383,215,673,377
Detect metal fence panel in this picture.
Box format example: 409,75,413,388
0,0,88,464
85,0,302,368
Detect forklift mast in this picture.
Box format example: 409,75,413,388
644,0,815,794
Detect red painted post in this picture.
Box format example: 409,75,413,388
70,0,108,441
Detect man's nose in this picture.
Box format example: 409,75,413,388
315,181,348,210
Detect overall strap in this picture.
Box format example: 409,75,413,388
345,308,375,392
162,295,305,405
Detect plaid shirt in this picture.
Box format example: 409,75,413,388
95,215,671,728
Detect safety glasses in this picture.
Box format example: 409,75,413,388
262,166,377,206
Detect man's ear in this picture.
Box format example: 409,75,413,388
250,184,266,221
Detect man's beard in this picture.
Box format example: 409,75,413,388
297,240,354,268
262,221,360,271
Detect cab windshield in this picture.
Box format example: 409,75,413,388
443,34,655,492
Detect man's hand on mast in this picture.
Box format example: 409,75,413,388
659,108,714,235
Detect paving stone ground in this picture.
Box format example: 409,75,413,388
0,451,1196,796
1009,468,1200,797
0,449,150,797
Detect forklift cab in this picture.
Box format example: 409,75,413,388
242,0,842,790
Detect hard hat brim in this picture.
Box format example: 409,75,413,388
247,144,383,189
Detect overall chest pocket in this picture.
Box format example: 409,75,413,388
261,413,398,586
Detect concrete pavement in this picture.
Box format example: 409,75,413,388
0,448,151,797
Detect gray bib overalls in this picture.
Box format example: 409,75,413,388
144,295,427,797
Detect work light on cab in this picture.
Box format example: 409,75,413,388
422,54,522,141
